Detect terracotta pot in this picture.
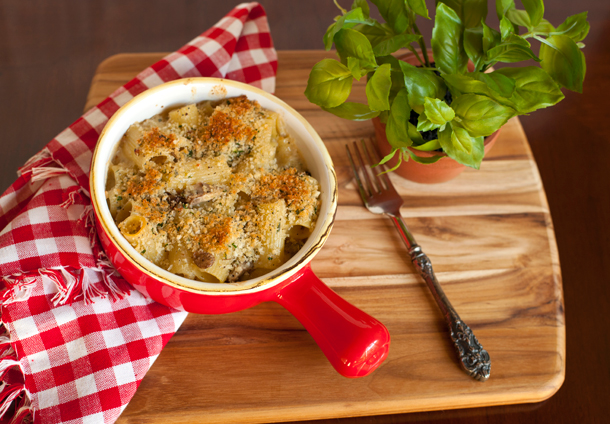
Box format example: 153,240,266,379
373,118,500,184
374,50,500,184
90,78,390,378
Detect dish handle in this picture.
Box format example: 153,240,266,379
273,264,390,378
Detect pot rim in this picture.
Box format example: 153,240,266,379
90,77,338,296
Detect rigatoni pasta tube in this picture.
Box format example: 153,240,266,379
256,199,287,269
169,104,199,126
118,214,147,240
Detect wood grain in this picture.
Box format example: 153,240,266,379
84,51,564,424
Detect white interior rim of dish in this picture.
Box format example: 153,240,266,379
90,78,337,295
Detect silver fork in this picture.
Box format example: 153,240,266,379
346,139,491,382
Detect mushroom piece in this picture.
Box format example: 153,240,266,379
186,182,225,206
192,250,215,269
166,193,186,208
227,260,253,283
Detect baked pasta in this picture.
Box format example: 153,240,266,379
106,96,321,283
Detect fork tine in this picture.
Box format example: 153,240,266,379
346,143,370,203
352,140,380,194
360,138,386,191
366,137,398,194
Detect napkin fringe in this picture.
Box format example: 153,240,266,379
1,266,130,307
61,186,85,208
10,396,33,424
19,148,86,209
0,276,37,306
17,148,53,178
0,323,32,424
0,384,31,424
17,147,71,187
31,166,69,183
81,205,133,302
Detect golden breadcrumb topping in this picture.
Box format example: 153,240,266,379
253,168,314,209
136,128,178,156
126,168,163,198
108,96,321,284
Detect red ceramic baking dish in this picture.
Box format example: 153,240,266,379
89,78,390,378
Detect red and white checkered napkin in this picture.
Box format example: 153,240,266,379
0,3,277,423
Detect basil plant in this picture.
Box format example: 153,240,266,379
304,0,588,169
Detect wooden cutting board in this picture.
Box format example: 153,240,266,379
85,51,564,423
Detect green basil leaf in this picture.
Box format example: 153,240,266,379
446,68,563,114
438,125,485,169
471,71,515,98
335,28,377,68
464,27,485,72
366,63,392,111
373,33,421,56
452,94,515,137
482,21,501,53
533,18,555,35
347,57,366,80
424,97,455,126
417,112,439,132
386,88,412,148
323,22,339,51
443,73,484,97
450,122,474,154
385,149,409,172
432,3,468,75
351,0,370,18
406,0,429,19
494,1,522,35
354,21,395,48
553,12,590,43
521,0,544,28
376,54,402,70
500,15,514,41
407,122,425,144
443,72,514,109
342,11,374,25
378,110,390,124
495,0,515,19
437,0,488,29
486,34,540,63
370,0,409,34
323,102,380,120
539,34,586,93
323,8,368,51
506,8,531,28
494,66,564,113
399,61,447,113
376,55,406,98
378,149,398,166
411,138,441,151
304,59,353,108
408,150,443,164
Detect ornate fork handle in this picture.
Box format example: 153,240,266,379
390,215,491,382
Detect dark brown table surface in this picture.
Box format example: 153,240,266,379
1,1,608,423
